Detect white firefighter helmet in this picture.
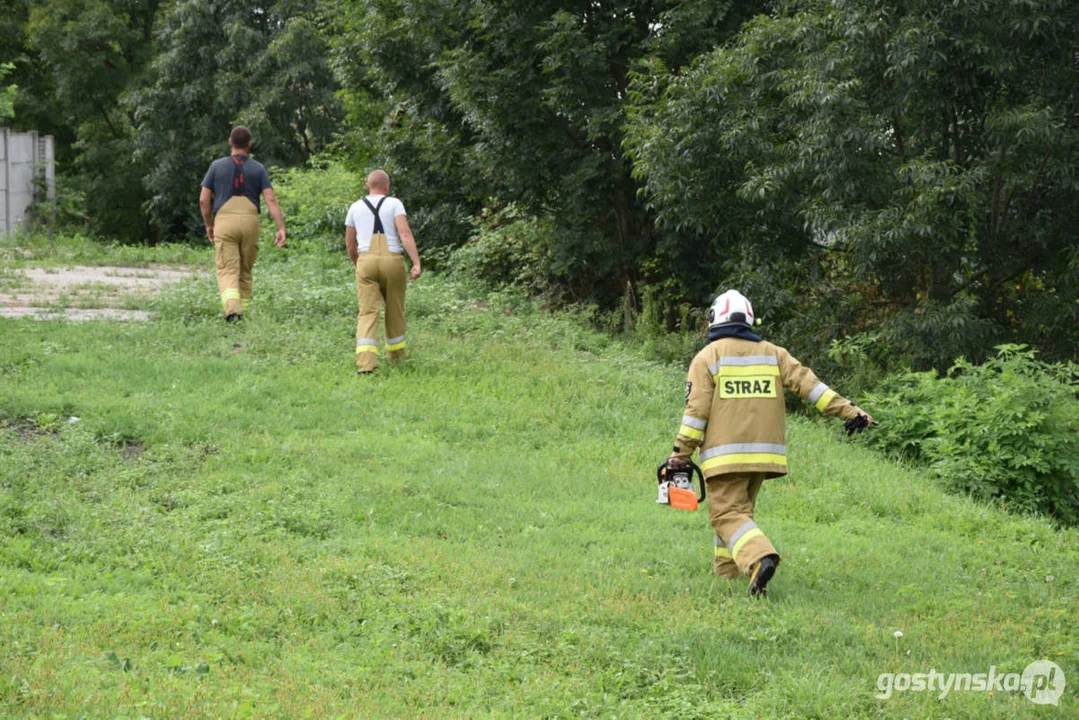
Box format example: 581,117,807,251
708,290,755,329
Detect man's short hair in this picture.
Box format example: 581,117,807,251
230,126,252,149
367,169,390,191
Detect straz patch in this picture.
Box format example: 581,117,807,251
685,381,692,404
720,377,776,399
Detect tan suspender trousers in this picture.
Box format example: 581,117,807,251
355,231,408,371
213,196,259,317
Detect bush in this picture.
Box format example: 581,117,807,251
26,173,91,237
267,159,365,251
862,344,1079,524
446,205,565,302
825,332,893,406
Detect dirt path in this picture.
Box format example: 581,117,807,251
0,265,199,321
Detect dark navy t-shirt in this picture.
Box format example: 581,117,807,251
201,155,272,215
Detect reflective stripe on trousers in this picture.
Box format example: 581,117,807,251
356,232,407,371
706,472,777,576
220,288,241,310
727,520,764,560
714,535,732,560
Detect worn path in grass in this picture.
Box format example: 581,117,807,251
0,234,205,321
0,238,1075,718
0,265,198,321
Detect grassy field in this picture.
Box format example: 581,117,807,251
0,233,206,269
1,236,1075,718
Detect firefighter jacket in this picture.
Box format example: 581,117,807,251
675,336,861,479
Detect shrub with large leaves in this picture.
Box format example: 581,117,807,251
863,345,1079,523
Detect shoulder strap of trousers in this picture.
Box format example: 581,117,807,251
361,196,389,236
230,156,246,197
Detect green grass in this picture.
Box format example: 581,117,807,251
0,232,206,268
0,240,1075,718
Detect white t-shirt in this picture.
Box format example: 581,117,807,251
345,194,408,253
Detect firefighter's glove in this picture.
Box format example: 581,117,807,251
666,455,689,472
844,413,875,436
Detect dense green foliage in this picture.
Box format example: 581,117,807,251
626,0,1079,367
21,0,162,240
1,236,1076,716
254,158,363,250
862,345,1079,525
0,62,15,122
331,0,767,310
134,0,341,236
445,206,565,301
4,0,340,242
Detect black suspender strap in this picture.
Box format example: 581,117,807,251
361,196,389,236
230,155,246,197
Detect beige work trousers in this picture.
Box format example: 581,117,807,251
708,472,779,578
214,196,260,316
355,232,407,372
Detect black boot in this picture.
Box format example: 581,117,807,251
748,554,780,597
225,313,242,323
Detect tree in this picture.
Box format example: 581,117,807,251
4,0,342,241
332,0,766,311
0,63,15,123
626,0,1079,366
0,1,53,134
133,0,342,238
22,0,162,240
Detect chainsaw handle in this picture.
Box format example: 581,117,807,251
657,459,706,503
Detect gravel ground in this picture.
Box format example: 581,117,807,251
0,265,198,321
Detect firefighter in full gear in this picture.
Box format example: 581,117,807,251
345,170,422,373
668,290,874,597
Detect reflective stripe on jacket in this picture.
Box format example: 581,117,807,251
675,338,859,479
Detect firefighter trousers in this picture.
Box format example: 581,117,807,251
355,232,407,372
707,472,779,578
213,196,260,317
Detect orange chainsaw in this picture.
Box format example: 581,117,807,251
656,453,706,511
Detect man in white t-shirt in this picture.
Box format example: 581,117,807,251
344,170,422,372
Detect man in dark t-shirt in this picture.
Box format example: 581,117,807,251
198,126,287,321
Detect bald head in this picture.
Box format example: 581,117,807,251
366,170,390,193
